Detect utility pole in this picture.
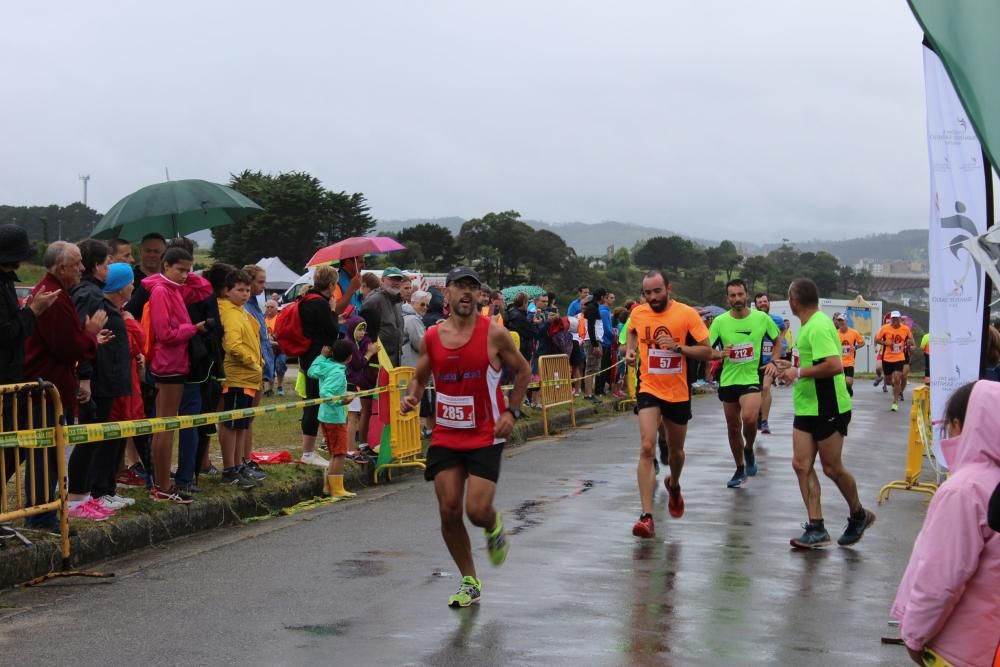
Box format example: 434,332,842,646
79,174,90,207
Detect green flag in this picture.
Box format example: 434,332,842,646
375,424,393,468
909,0,1000,172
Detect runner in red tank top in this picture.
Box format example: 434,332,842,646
402,267,530,608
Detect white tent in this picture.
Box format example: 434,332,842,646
255,257,301,290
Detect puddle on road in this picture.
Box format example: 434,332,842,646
334,559,389,577
285,620,351,637
509,499,547,535
508,479,609,534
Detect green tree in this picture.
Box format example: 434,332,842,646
394,223,458,271
713,240,743,281
742,255,771,295
0,203,101,242
457,210,535,286
837,265,857,293
525,229,575,284
212,170,375,270
634,235,698,273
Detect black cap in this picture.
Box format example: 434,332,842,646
446,266,482,286
0,225,34,265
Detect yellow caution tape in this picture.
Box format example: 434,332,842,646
0,356,627,450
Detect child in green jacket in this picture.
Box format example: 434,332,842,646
307,340,355,497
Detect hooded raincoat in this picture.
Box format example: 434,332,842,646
142,272,213,378
891,380,1000,666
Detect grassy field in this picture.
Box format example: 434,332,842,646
12,263,45,285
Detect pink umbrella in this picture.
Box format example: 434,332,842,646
306,236,406,268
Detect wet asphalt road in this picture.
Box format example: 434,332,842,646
0,384,927,666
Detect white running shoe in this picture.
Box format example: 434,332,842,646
110,494,136,507
96,495,129,511
300,451,330,467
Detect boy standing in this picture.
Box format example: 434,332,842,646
307,339,356,497
218,270,263,489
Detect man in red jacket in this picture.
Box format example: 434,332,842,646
23,241,110,532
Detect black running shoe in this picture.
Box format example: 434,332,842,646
837,509,876,546
241,461,267,481
744,447,758,477
726,467,747,488
790,522,832,549
222,468,257,490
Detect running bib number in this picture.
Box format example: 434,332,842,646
648,348,683,375
891,343,903,354
842,344,853,356
436,393,475,429
792,348,800,368
729,342,755,363
762,340,773,357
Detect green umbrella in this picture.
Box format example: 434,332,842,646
501,285,546,300
92,179,263,241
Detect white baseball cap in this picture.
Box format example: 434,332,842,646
890,310,901,318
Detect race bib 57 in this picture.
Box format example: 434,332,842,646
648,348,683,375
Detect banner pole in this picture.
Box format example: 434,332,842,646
979,151,994,378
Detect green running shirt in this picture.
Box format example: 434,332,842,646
792,311,852,417
709,310,780,387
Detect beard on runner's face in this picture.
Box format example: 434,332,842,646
448,284,478,316
648,294,667,311
729,294,746,310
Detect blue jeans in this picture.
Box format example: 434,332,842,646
174,383,202,487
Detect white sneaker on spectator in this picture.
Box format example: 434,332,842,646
110,494,136,507
300,451,329,467
96,495,129,511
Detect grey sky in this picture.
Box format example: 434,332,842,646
1,1,929,242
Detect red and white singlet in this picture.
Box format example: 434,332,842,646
424,315,506,450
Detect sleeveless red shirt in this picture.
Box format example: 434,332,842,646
424,315,506,450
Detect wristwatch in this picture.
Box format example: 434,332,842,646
506,407,522,420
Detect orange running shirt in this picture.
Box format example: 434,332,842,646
838,328,864,367
876,323,912,363
628,301,709,403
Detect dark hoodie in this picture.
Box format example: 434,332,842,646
345,313,377,390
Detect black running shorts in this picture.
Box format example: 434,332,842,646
793,411,851,441
636,393,692,425
882,361,903,376
424,443,505,483
843,367,855,378
718,384,761,403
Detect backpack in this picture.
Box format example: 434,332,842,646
141,301,155,363
274,294,322,357
551,317,573,356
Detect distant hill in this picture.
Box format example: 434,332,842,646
377,217,716,257
755,229,928,266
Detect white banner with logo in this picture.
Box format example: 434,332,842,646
924,46,988,469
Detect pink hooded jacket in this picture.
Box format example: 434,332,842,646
142,272,213,378
892,380,1000,667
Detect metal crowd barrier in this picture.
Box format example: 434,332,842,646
373,367,425,483
538,354,576,436
0,381,111,585
878,385,938,504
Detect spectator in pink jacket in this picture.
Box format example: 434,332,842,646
141,246,212,503
892,380,1000,666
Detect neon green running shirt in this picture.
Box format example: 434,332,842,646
792,311,852,417
708,310,780,386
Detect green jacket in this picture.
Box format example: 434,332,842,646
306,354,348,424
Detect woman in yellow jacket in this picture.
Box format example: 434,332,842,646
217,270,264,489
